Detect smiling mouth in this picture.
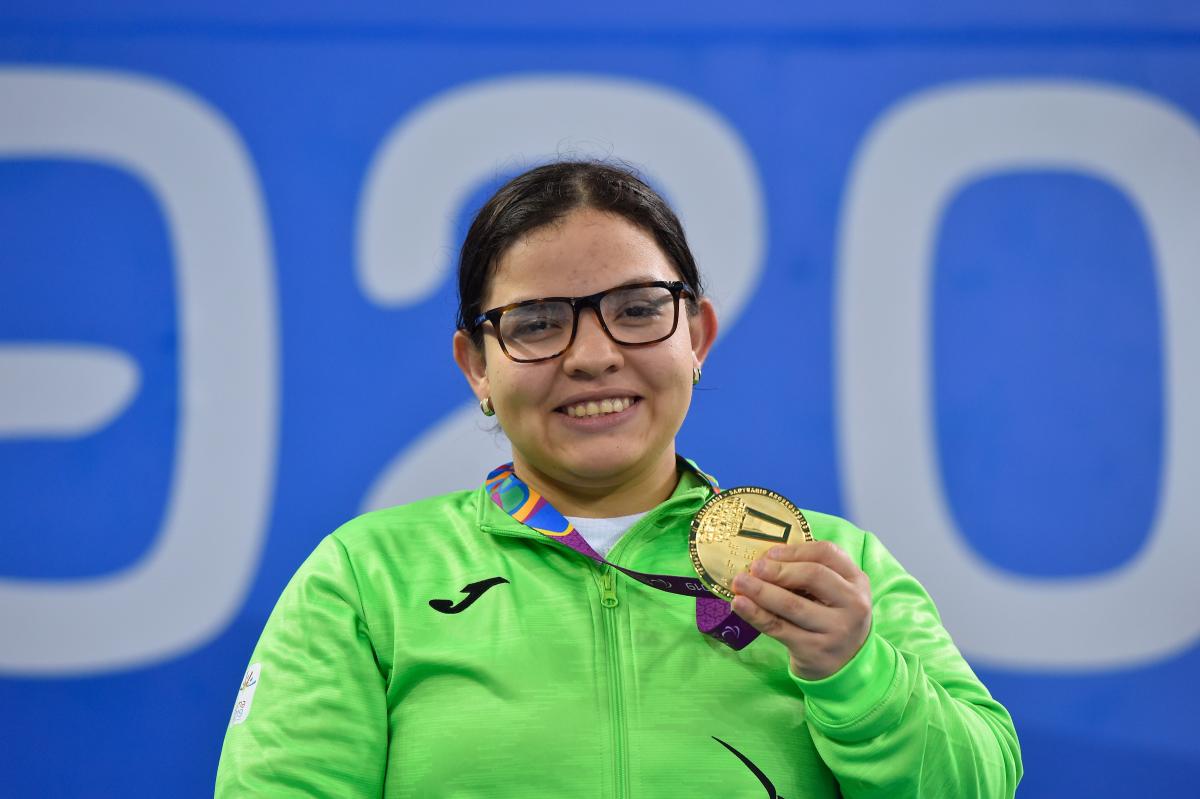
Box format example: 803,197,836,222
556,397,640,418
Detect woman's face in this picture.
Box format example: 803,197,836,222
454,207,717,496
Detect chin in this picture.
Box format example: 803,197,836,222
556,446,662,483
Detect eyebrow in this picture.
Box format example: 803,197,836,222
614,275,663,287
502,275,669,306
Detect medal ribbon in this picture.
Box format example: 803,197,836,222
485,461,760,651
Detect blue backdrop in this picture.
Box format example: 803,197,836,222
3,3,1199,796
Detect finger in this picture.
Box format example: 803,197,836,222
766,540,862,584
731,573,834,633
749,558,855,608
730,592,793,642
731,593,824,650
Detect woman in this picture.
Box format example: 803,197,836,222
216,161,1021,797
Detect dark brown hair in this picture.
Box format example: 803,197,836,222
456,160,703,344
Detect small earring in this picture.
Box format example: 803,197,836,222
692,367,702,386
480,397,495,417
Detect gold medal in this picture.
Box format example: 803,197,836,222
689,486,813,601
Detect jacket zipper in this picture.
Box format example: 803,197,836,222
596,565,628,799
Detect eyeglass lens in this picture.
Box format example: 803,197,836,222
499,284,679,361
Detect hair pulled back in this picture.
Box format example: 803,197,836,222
456,160,703,343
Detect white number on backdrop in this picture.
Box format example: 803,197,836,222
356,75,766,511
0,69,277,675
837,80,1200,670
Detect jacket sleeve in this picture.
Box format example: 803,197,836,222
215,534,388,798
792,530,1022,798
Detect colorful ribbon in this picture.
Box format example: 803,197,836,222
485,461,760,650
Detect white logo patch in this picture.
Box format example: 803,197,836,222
229,663,261,726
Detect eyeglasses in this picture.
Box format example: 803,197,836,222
470,280,694,363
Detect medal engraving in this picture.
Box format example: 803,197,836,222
689,487,813,601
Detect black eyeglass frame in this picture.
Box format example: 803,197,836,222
468,280,695,363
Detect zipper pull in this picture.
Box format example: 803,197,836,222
600,569,619,608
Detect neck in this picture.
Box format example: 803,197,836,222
510,449,681,518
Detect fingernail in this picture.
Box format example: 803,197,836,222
732,573,755,592
767,546,786,558
751,559,769,576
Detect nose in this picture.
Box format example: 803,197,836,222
561,306,623,377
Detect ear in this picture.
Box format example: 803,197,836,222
452,330,490,403
687,297,719,367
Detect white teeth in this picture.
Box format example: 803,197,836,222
564,397,633,418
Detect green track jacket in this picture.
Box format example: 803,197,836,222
216,468,1021,797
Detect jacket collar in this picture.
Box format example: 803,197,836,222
475,457,717,540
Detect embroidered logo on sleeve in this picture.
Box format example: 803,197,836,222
229,663,261,726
